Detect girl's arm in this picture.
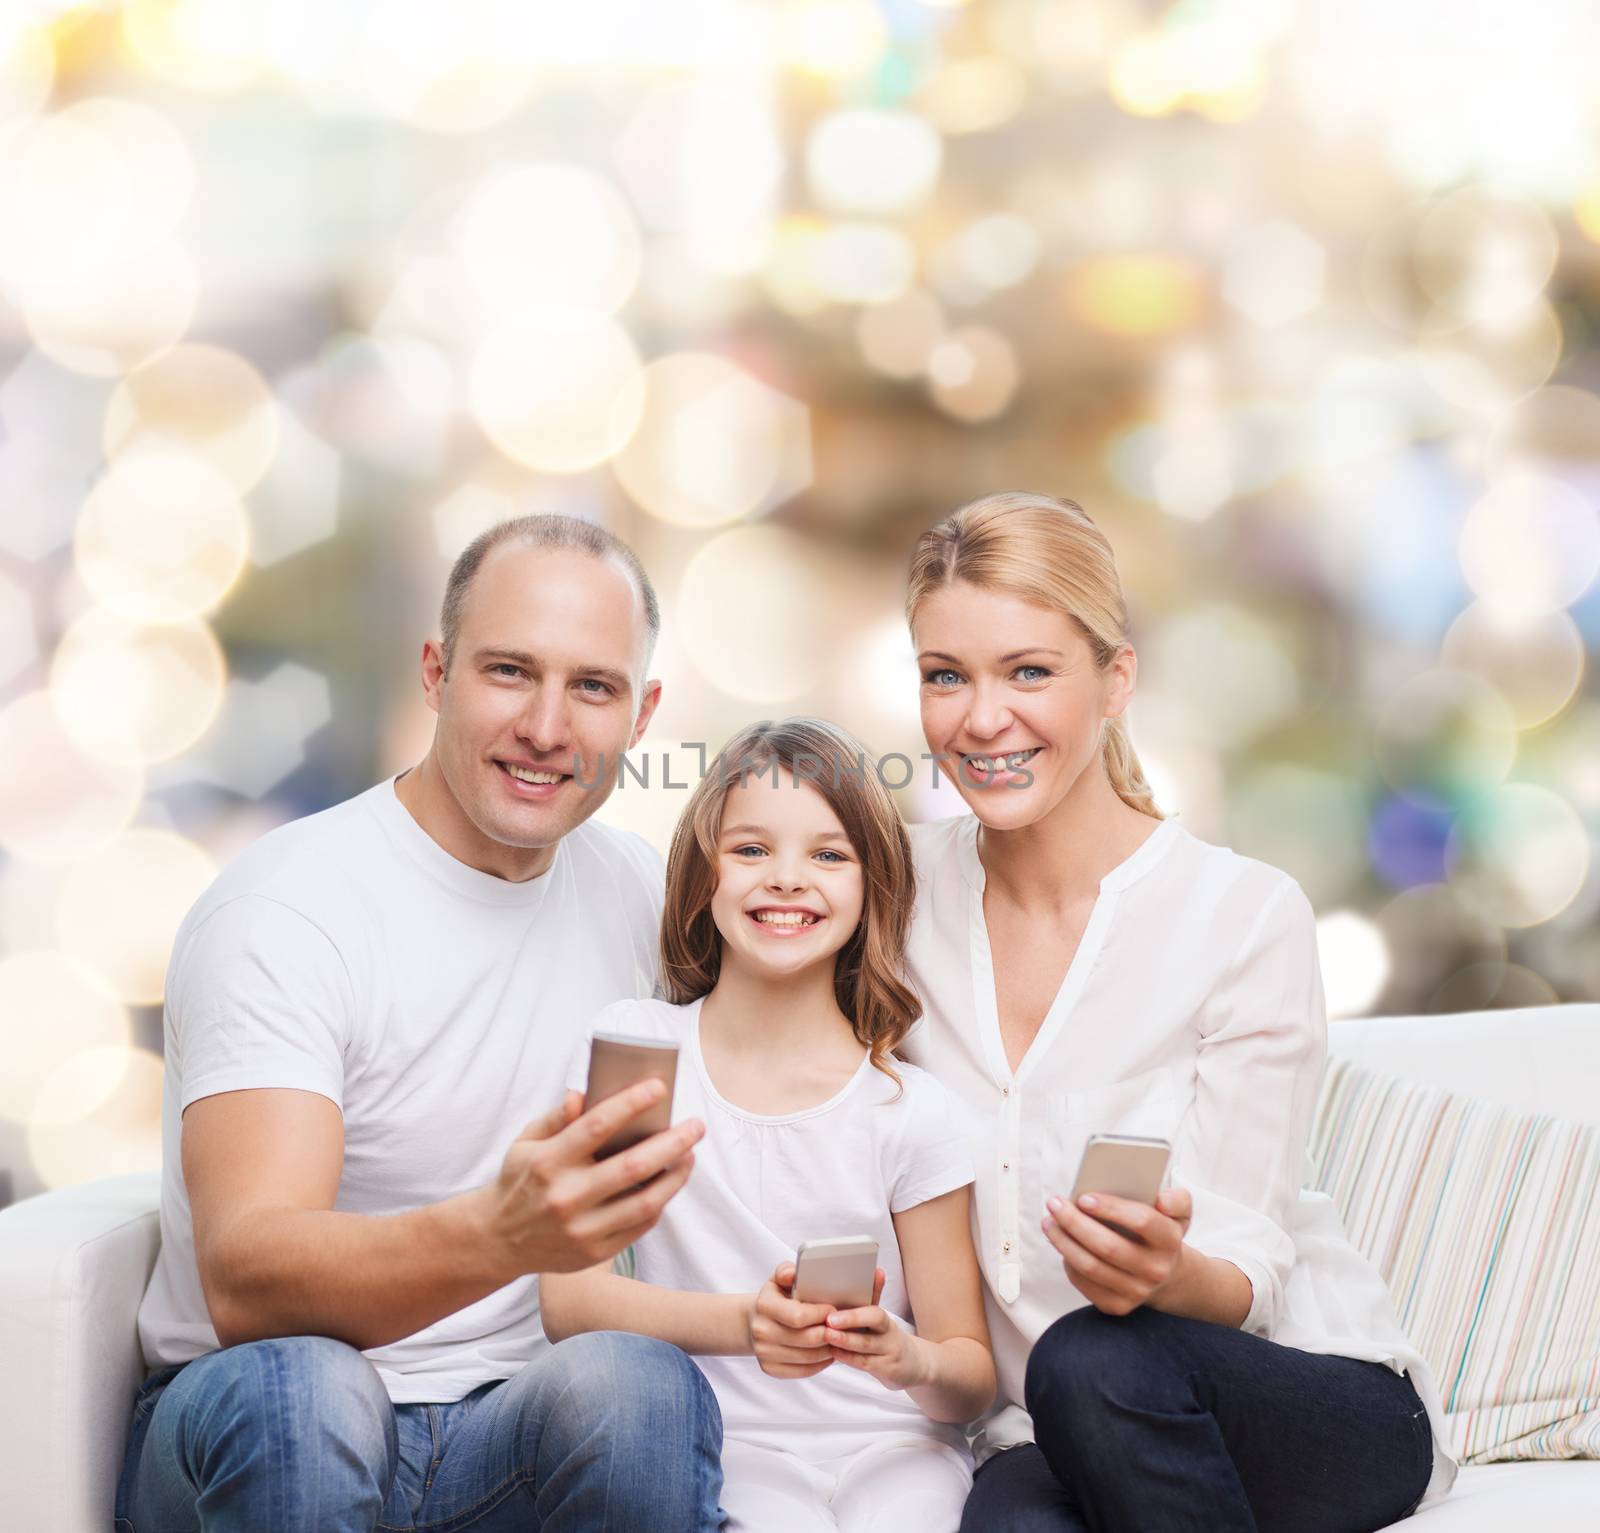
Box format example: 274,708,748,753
540,1263,752,1353
822,1185,996,1424
541,1261,842,1377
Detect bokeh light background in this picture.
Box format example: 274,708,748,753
2,0,1599,1206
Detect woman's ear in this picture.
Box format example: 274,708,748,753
1103,643,1137,720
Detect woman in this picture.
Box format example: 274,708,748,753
898,492,1456,1532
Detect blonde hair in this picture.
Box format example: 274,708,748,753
659,718,920,1091
905,491,1162,820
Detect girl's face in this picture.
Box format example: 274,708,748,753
913,579,1135,832
710,770,866,981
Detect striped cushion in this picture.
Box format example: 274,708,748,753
1310,1056,1600,1463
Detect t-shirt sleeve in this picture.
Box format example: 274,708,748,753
889,1068,976,1214
170,893,354,1114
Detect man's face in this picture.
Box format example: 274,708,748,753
424,544,660,855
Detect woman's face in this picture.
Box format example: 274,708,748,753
913,579,1135,831
709,770,866,982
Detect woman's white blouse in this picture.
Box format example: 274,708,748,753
901,813,1457,1508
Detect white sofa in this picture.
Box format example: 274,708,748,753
1,1004,1596,1531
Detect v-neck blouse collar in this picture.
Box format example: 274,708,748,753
956,810,1183,898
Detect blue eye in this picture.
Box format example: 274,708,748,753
577,679,613,696
1014,665,1050,682
922,668,962,687
815,849,846,863
732,845,765,858
490,663,524,678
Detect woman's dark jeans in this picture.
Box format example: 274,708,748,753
962,1307,1435,1533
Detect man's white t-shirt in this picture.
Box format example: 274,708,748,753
137,775,664,1404
566,996,976,1458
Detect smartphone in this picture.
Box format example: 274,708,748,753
1069,1133,1171,1208
793,1236,879,1309
583,1031,679,1160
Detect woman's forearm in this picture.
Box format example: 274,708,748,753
541,1269,753,1355
1147,1246,1253,1329
904,1333,997,1424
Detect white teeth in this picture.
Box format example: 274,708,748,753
506,764,562,784
969,750,1037,774
1006,750,1036,768
753,910,818,926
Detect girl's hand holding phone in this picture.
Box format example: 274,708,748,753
821,1268,925,1390
749,1261,836,1379
1042,1185,1193,1316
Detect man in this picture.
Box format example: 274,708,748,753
116,515,723,1531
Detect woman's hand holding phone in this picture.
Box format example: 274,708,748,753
749,1261,838,1379
1042,1184,1193,1316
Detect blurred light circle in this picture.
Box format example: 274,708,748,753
779,1,890,80
678,527,828,702
1485,385,1600,497
458,164,641,319
918,56,1027,134
470,315,644,474
0,952,130,1122
104,344,280,494
1316,910,1391,1020
927,326,1020,423
1446,783,1589,928
74,451,250,622
1430,961,1560,1013
1415,298,1562,416
362,0,534,134
57,829,217,1005
811,222,915,305
1221,219,1325,327
1441,604,1584,730
0,567,36,688
27,1045,164,1186
1459,471,1600,618
1367,795,1454,891
50,609,226,766
1374,668,1516,805
806,109,942,215
856,290,944,378
1145,604,1299,748
0,22,54,128
1579,185,1600,245
22,243,198,377
0,692,143,863
122,0,266,92
948,213,1041,293
1108,33,1182,117
1223,764,1368,906
1065,253,1204,338
1376,882,1507,1006
0,98,192,288
614,353,808,528
1413,189,1559,329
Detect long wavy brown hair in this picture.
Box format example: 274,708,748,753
660,718,921,1090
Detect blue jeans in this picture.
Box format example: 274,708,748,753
113,1331,724,1532
961,1307,1434,1533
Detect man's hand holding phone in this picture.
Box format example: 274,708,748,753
748,1262,837,1380
474,1081,704,1282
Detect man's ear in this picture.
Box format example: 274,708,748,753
420,639,446,715
629,678,663,749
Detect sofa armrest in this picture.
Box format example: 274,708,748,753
0,1172,163,1533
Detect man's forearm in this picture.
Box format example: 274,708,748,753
204,1187,513,1351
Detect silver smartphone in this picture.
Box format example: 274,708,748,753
1069,1133,1172,1208
792,1236,879,1309
582,1031,679,1160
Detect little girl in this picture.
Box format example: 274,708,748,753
541,718,995,1533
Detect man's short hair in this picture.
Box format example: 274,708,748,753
439,514,660,679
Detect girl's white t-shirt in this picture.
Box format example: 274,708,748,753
566,996,976,1455
901,812,1458,1510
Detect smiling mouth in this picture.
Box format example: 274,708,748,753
964,747,1043,777
747,909,823,933
498,760,570,788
